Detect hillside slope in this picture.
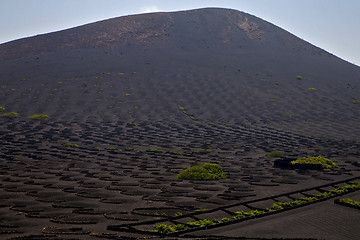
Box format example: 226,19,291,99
1,8,360,240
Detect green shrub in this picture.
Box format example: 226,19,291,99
290,156,338,169
177,163,227,181
352,100,360,104
267,151,283,158
307,88,316,92
152,223,189,233
232,209,266,219
194,209,209,212
296,76,303,80
152,219,221,233
28,114,48,120
187,218,221,227
271,197,317,210
337,198,360,209
0,112,19,118
0,106,5,111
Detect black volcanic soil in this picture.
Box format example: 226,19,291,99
0,8,360,240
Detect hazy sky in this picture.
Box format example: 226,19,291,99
1,0,359,65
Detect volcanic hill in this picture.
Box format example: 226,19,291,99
0,7,360,240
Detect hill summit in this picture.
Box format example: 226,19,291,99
0,8,326,61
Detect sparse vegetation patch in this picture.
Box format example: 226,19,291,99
177,163,227,181
267,151,283,158
0,112,19,119
28,114,49,121
179,106,197,121
147,149,165,153
62,143,79,148
0,106,5,111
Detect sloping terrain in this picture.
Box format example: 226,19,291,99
0,7,359,240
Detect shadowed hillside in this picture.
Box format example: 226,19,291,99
0,8,360,240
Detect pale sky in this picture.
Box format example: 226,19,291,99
0,0,359,66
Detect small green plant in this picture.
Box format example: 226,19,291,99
177,163,227,181
307,88,316,92
62,143,79,148
178,106,197,121
232,209,266,219
192,149,211,154
106,147,117,150
147,149,165,153
28,114,49,121
170,151,184,155
352,100,360,104
269,98,279,102
152,219,221,233
336,198,360,209
290,156,339,169
152,224,186,233
0,106,5,111
0,112,19,119
194,209,209,212
267,151,283,158
271,197,315,210
296,76,303,80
